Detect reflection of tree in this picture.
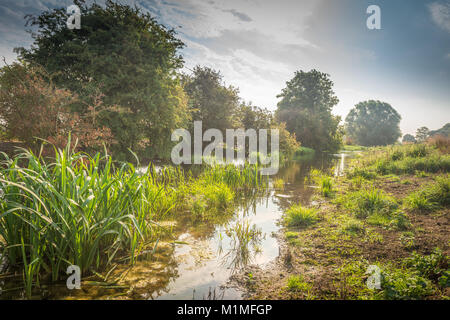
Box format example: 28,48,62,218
217,220,264,274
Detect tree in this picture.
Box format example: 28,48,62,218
182,66,240,133
0,62,114,152
345,100,402,146
415,127,430,143
402,134,416,144
235,102,299,159
429,123,450,138
236,102,273,130
275,70,343,152
16,0,189,159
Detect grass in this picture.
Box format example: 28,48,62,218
342,145,367,151
309,169,335,197
272,178,285,190
0,141,266,297
284,203,319,227
405,175,450,212
337,187,398,220
286,275,313,293
346,143,450,178
294,146,315,160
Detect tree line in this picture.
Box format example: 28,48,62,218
0,0,410,161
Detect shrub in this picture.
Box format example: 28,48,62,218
406,144,428,158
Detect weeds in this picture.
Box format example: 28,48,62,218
284,203,319,227
286,275,313,293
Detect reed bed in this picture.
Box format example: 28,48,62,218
0,142,266,297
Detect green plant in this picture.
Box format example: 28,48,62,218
273,178,285,190
341,219,365,236
319,176,334,197
404,248,449,281
353,188,398,219
284,204,319,227
380,267,433,300
405,192,437,212
286,275,312,293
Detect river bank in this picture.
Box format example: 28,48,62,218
236,143,449,300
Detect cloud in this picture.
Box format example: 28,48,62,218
428,1,450,33
223,9,252,22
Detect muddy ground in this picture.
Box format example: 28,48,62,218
230,173,449,300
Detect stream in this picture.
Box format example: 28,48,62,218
0,152,353,300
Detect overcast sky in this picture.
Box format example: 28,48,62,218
0,0,449,135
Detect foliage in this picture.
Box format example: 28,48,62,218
405,175,450,211
429,123,450,138
337,187,398,220
0,63,114,153
402,134,416,144
182,66,240,133
286,275,313,293
16,0,189,159
275,70,343,152
415,127,430,143
345,100,402,147
404,248,449,281
284,203,319,227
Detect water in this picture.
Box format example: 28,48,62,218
0,152,352,300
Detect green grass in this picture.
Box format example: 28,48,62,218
286,275,313,293
347,144,450,178
0,141,266,297
284,203,319,227
342,145,367,151
294,147,315,160
272,178,285,190
341,219,365,236
404,175,450,212
338,187,398,220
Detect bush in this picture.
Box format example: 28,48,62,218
284,203,319,227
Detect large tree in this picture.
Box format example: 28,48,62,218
345,100,402,146
182,66,240,133
416,127,430,143
275,70,343,152
16,0,189,159
402,134,416,144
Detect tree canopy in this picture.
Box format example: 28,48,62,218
402,134,416,144
275,70,343,152
415,127,430,143
182,66,240,133
16,0,189,159
345,100,402,146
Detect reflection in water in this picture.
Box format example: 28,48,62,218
1,153,354,300
218,219,264,274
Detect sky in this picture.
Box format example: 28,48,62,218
0,0,449,135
